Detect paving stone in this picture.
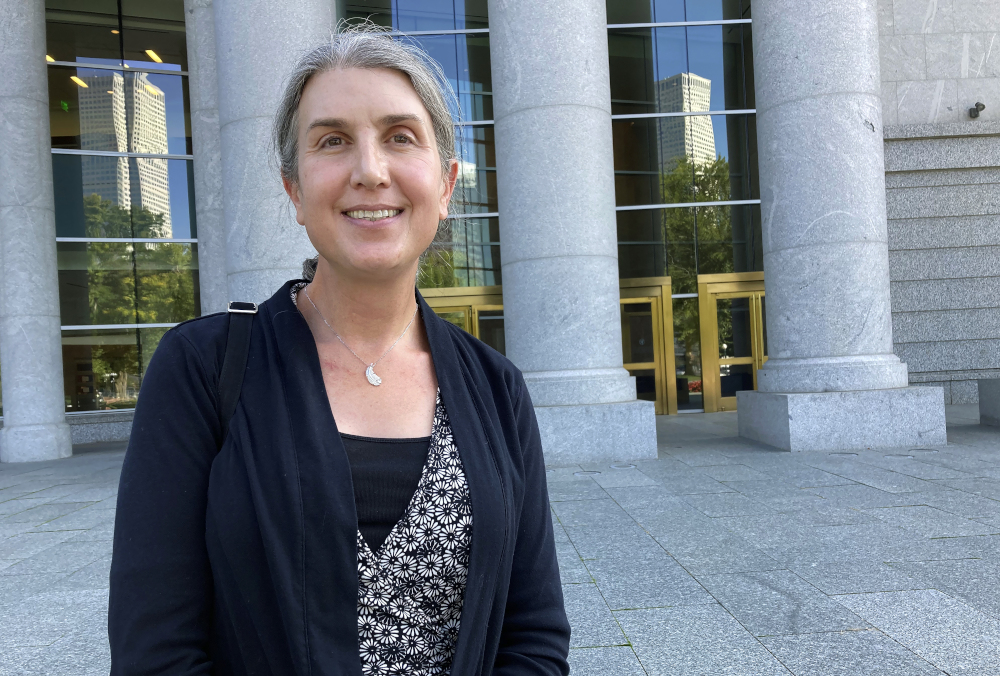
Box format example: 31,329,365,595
789,560,927,595
614,604,792,675
562,583,627,647
0,531,79,560
2,502,93,526
892,558,1000,620
1,541,111,576
567,646,645,676
681,492,772,517
940,478,1000,502
701,464,771,482
760,628,944,675
863,505,999,538
902,489,1000,519
552,523,591,584
698,569,869,636
635,467,735,495
804,484,921,509
585,546,713,610
659,532,783,576
835,589,1000,674
29,506,114,533
857,455,975,481
591,468,659,488
546,480,608,502
0,589,107,649
0,499,50,518
797,460,938,493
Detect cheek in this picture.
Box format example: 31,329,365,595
298,158,348,210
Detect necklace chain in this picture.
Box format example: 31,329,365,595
302,286,419,372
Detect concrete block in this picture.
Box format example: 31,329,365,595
884,133,1000,173
737,386,947,451
897,339,1000,373
895,79,960,124
980,378,1000,426
893,307,1000,344
890,245,1000,282
535,400,656,464
879,34,927,81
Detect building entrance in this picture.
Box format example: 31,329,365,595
421,276,677,415
697,272,767,412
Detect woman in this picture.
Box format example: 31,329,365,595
108,27,570,676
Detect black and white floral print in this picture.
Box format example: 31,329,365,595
356,391,472,676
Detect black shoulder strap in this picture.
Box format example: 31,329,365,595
219,301,257,441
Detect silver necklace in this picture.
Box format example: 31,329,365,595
302,287,419,387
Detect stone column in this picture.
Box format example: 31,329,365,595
0,0,73,462
737,0,946,451
213,0,331,303
488,0,656,463
184,0,228,315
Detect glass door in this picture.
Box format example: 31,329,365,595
621,297,662,410
698,273,766,412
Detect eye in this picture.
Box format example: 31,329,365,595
323,136,342,147
392,133,412,144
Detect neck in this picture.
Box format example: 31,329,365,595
303,257,421,350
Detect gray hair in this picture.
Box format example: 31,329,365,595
272,24,460,281
274,22,458,185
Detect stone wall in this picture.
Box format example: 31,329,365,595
879,0,1000,404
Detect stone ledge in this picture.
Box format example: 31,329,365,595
884,120,1000,141
0,410,134,446
535,400,657,465
737,386,947,452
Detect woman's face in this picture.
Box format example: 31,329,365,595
285,67,458,280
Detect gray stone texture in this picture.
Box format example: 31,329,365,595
486,0,655,462
212,0,329,303
184,0,228,314
980,379,1000,426
737,386,947,452
0,0,73,463
744,0,940,454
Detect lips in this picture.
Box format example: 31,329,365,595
344,209,403,221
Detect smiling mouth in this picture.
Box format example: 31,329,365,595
344,209,403,221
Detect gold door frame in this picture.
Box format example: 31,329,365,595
697,272,766,412
420,278,677,415
620,277,676,415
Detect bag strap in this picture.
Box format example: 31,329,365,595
219,301,257,440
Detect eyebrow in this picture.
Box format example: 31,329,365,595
305,114,424,134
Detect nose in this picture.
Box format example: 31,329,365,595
351,133,391,191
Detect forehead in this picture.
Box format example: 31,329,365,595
298,67,429,123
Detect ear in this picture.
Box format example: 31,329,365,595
438,158,460,221
282,175,306,226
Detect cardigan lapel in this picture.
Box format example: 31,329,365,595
418,291,509,676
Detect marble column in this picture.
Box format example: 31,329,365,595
737,0,947,451
0,0,73,462
488,0,656,463
213,0,331,303
184,0,227,315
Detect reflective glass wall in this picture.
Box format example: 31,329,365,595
608,0,761,410
345,1,499,288
46,0,197,412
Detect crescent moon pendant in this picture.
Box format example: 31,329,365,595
365,364,382,387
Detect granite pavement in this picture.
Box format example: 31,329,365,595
4,408,1000,674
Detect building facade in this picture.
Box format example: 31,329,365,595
0,0,996,462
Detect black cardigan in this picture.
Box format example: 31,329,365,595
108,280,570,675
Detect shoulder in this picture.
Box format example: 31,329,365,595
154,312,231,377
432,313,527,403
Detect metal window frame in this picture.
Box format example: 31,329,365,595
56,237,198,244
612,109,756,120
607,19,752,28
46,60,188,77
390,28,489,36
616,199,761,211
61,323,178,331
51,148,194,161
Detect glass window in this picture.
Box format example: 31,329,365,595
62,326,169,412
48,67,190,155
344,0,488,31
608,24,753,114
45,0,122,65
607,0,748,24
120,0,188,71
672,296,702,410
57,242,200,326
53,155,196,239
402,34,492,122
421,217,500,288
454,125,496,215
612,114,758,207
617,204,762,290
477,310,505,354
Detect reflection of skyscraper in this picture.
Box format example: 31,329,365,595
79,71,171,235
655,73,717,170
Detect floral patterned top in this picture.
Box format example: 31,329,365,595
291,282,472,675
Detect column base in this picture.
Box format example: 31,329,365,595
534,399,657,465
737,386,946,452
979,379,1000,427
0,422,73,463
